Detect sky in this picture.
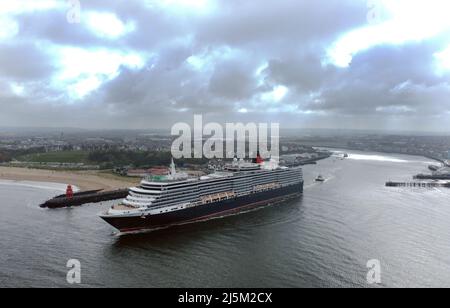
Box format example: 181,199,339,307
0,0,450,132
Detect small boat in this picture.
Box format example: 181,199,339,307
428,165,440,172
343,153,349,158
315,175,325,182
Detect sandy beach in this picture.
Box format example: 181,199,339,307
0,167,140,191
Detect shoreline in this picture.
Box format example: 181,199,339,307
0,166,139,191
315,146,444,164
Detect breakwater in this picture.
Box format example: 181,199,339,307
40,189,129,208
386,181,450,188
414,174,450,180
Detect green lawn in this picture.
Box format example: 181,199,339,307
18,151,90,164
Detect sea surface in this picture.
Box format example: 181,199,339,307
1,150,450,288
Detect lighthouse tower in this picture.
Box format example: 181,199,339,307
66,185,74,199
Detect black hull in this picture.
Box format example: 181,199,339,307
101,182,303,233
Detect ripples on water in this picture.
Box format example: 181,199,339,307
1,150,450,287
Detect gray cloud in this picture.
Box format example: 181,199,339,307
305,41,450,118
0,42,54,81
0,0,450,132
196,0,366,47
208,58,258,100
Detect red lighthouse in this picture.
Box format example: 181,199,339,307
66,185,74,199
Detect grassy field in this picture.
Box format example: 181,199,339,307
17,151,90,164
97,170,141,185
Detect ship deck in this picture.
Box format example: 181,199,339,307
111,204,137,211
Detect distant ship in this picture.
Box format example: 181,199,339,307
100,156,304,233
315,175,325,182
428,165,440,172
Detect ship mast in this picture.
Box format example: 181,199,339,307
170,158,177,176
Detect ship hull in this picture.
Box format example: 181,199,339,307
101,182,303,233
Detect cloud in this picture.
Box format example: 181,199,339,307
435,44,450,73
84,12,136,39
0,0,450,132
0,15,19,40
327,0,450,67
52,46,146,98
0,42,55,80
208,58,258,100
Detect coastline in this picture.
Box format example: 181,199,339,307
0,166,139,191
315,146,444,164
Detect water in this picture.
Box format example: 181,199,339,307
1,151,450,288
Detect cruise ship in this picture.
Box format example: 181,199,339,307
100,156,304,233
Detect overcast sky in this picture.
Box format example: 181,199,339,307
0,0,450,132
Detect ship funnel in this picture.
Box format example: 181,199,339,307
254,151,264,164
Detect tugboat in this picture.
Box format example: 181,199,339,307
315,175,325,182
